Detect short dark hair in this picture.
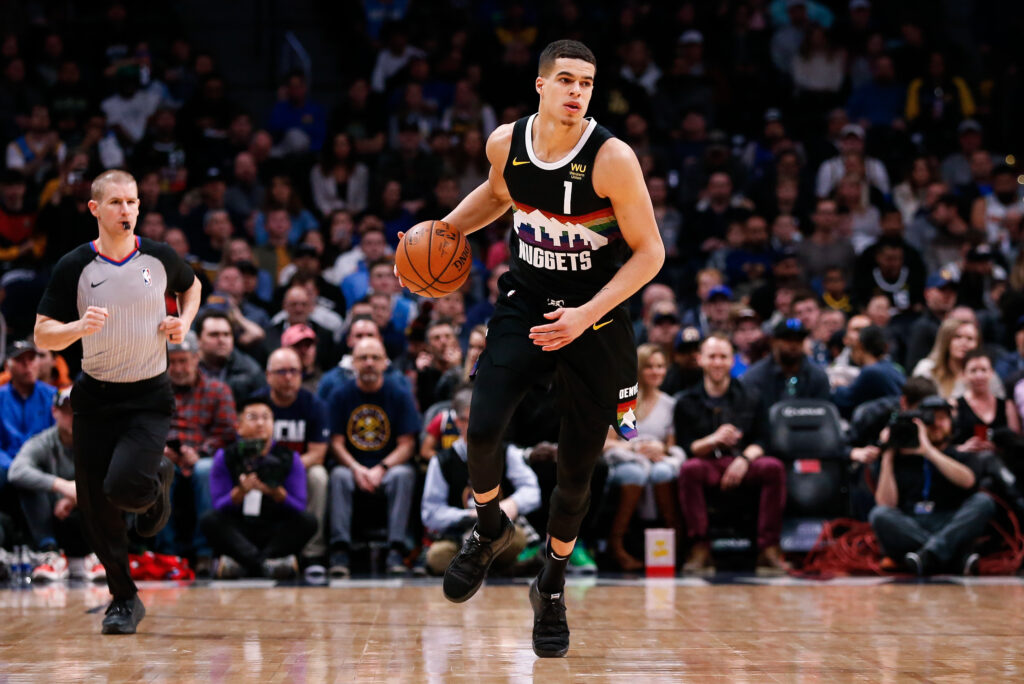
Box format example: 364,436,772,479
963,348,993,368
538,40,596,76
427,317,455,335
791,289,820,308
368,257,394,272
196,309,232,336
858,325,888,358
902,376,938,406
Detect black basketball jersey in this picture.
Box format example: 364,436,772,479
502,114,631,305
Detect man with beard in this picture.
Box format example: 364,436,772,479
325,337,418,578
661,326,704,396
195,309,265,404
740,318,830,412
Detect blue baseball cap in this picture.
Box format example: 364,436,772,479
925,269,958,289
707,285,733,301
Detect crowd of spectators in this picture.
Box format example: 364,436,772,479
3,1,1024,580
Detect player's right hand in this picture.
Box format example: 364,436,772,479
80,306,109,336
393,231,407,288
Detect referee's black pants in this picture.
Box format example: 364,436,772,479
71,373,173,601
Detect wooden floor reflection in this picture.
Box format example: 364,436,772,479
4,577,1024,682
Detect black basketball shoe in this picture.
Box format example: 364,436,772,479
136,457,174,537
529,572,570,658
102,594,146,634
442,512,515,603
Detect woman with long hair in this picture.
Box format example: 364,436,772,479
893,156,937,225
252,174,318,245
953,349,1020,450
913,318,1003,399
601,344,685,570
310,132,370,216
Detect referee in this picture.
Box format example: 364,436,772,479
34,170,200,634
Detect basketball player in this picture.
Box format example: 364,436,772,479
34,170,200,634
417,40,664,657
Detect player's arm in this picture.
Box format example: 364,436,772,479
35,310,107,351
441,124,514,235
529,140,665,351
584,139,664,316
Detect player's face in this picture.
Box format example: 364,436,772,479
537,58,594,124
89,181,140,234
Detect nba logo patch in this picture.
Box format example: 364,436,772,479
141,267,152,286
617,399,638,440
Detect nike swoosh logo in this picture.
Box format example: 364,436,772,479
90,280,107,288
592,320,612,331
512,157,530,166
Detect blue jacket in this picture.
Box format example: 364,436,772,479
832,359,906,418
0,382,56,469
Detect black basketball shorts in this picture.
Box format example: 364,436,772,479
475,284,639,440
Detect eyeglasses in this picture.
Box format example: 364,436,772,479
243,412,274,423
268,368,302,377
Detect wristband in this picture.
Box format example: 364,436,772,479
379,461,390,471
738,453,751,464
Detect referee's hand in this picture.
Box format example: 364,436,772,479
80,306,108,336
158,316,186,344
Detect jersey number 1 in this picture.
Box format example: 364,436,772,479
563,181,572,214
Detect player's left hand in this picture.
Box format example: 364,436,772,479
529,307,595,351
158,316,187,344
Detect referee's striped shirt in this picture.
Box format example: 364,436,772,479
37,236,196,383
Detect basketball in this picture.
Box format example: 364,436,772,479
396,220,472,298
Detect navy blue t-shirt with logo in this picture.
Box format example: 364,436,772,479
253,387,330,455
327,375,420,467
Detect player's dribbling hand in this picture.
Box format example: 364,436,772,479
79,306,108,336
158,315,186,344
393,231,407,288
529,307,593,351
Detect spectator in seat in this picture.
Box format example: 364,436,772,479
868,394,995,576
326,337,419,578
832,325,906,418
164,332,238,570
995,315,1024,386
195,309,266,404
201,395,317,579
8,388,95,574
421,388,540,576
255,348,331,566
415,319,463,410
602,344,684,570
741,318,831,411
0,340,56,496
914,317,1001,401
675,335,789,576
952,350,1020,451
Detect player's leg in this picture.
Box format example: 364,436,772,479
530,306,637,657
443,298,551,602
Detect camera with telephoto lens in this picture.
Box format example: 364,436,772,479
887,410,934,450
885,395,950,451
236,438,292,488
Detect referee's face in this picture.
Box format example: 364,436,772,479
89,181,140,234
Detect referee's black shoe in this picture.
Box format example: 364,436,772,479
102,594,146,634
136,457,174,537
529,572,570,658
442,512,514,603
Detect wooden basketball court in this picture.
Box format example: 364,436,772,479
4,576,1024,682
